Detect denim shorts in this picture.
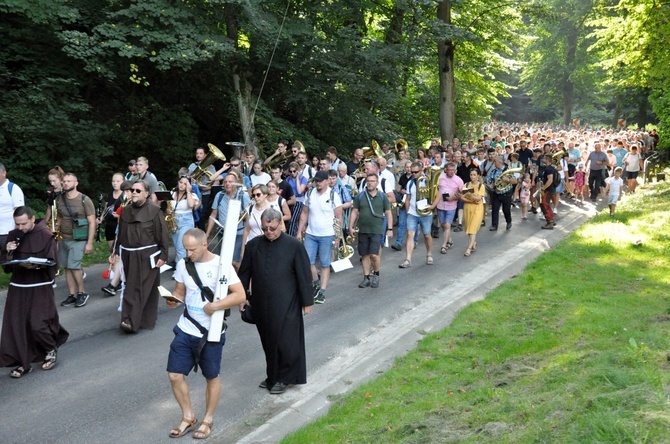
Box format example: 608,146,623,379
437,209,456,225
167,326,226,380
304,233,334,268
406,214,433,235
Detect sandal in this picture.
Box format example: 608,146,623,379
426,256,434,265
10,366,32,378
446,241,454,249
440,247,448,254
42,349,57,371
193,420,213,440
464,249,471,257
169,416,198,438
471,242,477,252
399,260,412,268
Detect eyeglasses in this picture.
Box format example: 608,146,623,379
131,188,144,193
261,224,280,232
253,193,264,197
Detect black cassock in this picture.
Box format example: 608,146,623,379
0,220,69,369
238,233,313,387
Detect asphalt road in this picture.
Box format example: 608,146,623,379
0,199,599,444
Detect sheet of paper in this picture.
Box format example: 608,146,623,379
331,258,353,273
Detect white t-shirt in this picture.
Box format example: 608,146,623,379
379,169,396,193
624,153,641,172
607,176,624,196
171,192,200,214
305,187,342,237
250,172,271,187
0,179,25,235
174,256,240,338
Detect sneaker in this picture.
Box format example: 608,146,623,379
60,295,77,307
312,280,321,298
391,244,402,251
531,207,538,214
74,293,89,307
314,292,325,304
358,277,371,288
541,222,554,230
101,284,116,296
370,275,379,288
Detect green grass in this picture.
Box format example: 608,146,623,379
283,177,670,443
1,238,111,289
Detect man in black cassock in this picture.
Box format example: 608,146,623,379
114,180,169,333
238,208,314,394
0,206,69,378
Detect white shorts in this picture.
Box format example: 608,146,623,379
608,194,619,205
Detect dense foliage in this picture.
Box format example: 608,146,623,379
0,0,667,209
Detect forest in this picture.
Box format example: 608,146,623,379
1,0,668,208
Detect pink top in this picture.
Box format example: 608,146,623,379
437,173,464,211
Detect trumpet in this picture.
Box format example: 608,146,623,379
333,218,354,260
49,199,62,241
345,226,359,245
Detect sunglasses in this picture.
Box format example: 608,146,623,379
411,170,421,174
253,193,264,197
230,163,240,167
131,188,145,193
290,170,297,173
261,224,280,232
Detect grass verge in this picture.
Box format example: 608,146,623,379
283,178,670,443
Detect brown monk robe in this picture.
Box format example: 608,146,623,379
0,213,69,375
116,180,169,332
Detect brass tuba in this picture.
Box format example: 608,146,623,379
494,167,524,193
158,182,178,233
191,143,227,186
552,149,567,168
353,141,385,193
416,166,442,216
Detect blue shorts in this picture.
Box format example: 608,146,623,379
304,233,335,268
406,214,433,235
437,209,456,225
167,326,226,380
608,194,619,205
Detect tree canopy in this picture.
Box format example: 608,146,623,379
0,0,666,208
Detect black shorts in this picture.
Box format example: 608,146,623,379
567,164,576,179
104,220,118,242
358,233,383,256
626,171,639,179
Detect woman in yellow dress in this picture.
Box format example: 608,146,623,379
461,169,486,256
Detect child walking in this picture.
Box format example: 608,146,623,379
574,164,586,202
520,173,531,219
605,167,624,217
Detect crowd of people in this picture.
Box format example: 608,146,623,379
0,123,658,436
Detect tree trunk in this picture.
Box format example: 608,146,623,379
437,0,455,143
562,29,577,126
226,4,258,157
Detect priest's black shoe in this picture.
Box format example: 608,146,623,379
259,379,268,389
489,226,498,231
506,222,512,230
270,382,288,394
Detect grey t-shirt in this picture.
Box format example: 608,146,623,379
587,151,609,171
